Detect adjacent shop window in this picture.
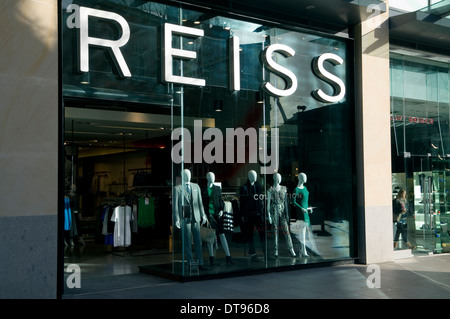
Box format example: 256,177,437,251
62,0,355,281
390,54,450,253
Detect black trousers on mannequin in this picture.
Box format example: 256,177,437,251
244,212,266,255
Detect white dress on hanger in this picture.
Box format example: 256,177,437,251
111,205,133,247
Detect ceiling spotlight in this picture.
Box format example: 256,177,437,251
214,100,223,112
256,91,264,104
80,72,90,84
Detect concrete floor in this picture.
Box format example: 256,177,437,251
61,218,450,300
62,248,450,300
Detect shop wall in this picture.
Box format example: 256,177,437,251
354,0,393,264
0,0,59,298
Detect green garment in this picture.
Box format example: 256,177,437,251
138,196,155,228
294,187,310,225
207,187,215,215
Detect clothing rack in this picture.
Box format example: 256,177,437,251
103,193,162,257
101,197,133,257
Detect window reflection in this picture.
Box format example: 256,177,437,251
62,0,354,282
390,53,449,254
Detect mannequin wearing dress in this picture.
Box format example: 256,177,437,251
293,172,312,257
267,173,296,258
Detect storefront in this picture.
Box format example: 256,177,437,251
1,0,407,299
390,53,450,253
61,0,356,287
388,1,450,256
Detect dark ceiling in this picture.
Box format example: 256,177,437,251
173,0,387,35
180,0,449,52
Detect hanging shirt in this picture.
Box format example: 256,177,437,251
111,205,133,247
64,197,72,231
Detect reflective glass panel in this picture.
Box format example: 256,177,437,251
62,0,354,284
390,53,450,254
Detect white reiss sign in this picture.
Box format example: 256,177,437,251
68,5,346,103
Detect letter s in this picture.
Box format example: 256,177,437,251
312,53,346,103
262,44,298,98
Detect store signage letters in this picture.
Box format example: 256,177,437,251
70,5,346,103
391,115,434,125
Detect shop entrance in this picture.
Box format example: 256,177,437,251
392,156,449,253
63,98,175,292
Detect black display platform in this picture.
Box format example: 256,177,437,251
139,256,355,282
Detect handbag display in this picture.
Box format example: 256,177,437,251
200,222,216,243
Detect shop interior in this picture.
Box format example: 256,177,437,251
62,95,354,293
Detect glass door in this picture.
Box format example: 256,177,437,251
411,158,449,253
390,53,450,254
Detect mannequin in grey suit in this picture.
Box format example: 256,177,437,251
174,169,208,269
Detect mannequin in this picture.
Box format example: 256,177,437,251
239,170,265,261
174,169,208,269
203,172,233,265
293,172,313,257
267,173,296,258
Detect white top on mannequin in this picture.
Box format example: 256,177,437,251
206,172,215,188
248,170,257,185
297,172,307,188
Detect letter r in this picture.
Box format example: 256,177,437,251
78,6,131,77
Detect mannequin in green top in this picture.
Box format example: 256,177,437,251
203,172,232,265
293,172,313,257
294,173,310,225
